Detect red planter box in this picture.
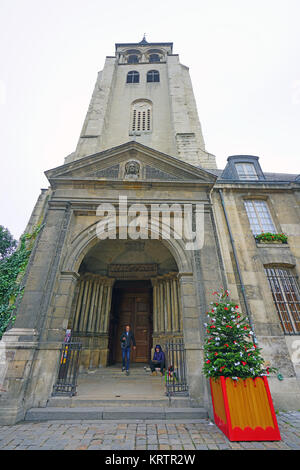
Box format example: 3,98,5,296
210,376,281,441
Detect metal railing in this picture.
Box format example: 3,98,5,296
52,341,82,397
164,339,189,399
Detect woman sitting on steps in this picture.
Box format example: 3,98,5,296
150,345,165,376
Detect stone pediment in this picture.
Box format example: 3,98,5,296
45,141,217,185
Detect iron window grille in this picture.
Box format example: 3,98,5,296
265,267,300,335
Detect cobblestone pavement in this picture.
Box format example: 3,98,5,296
0,412,299,450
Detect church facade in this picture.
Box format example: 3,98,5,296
1,39,300,425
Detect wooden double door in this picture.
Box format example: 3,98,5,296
110,283,152,364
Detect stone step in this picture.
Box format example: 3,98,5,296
79,367,160,377
47,397,192,408
25,406,208,422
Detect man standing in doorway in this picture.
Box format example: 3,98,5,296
120,324,136,375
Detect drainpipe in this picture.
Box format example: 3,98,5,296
218,188,257,344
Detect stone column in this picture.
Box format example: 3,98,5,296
72,275,114,334
37,270,81,341
79,279,92,332
103,278,114,334
151,273,183,347
71,275,114,369
165,277,172,333
73,279,85,332
96,283,104,333
87,280,99,333
151,278,159,333
158,277,165,333
178,272,203,406
171,275,180,332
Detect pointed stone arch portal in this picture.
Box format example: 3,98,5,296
68,239,186,371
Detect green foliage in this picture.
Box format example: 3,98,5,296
203,288,277,380
255,232,288,243
0,224,43,339
0,226,17,261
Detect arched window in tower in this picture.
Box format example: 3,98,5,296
149,53,160,63
128,54,139,64
147,70,160,83
147,49,164,63
126,71,140,84
130,100,152,133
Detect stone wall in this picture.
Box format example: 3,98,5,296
212,185,300,410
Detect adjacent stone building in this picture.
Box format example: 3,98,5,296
0,38,299,425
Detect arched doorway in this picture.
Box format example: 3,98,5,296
67,239,182,371
52,225,207,405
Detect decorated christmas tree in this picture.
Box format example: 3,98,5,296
203,288,276,380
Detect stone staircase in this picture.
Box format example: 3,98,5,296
25,364,207,421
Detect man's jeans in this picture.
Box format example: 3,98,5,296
122,346,131,371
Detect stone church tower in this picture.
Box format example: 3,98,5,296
1,38,299,425
67,38,216,168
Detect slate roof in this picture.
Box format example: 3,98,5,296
204,168,299,183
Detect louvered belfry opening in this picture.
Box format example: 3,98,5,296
131,100,152,132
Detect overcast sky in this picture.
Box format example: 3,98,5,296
0,0,299,240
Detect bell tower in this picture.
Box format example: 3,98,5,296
67,37,216,169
